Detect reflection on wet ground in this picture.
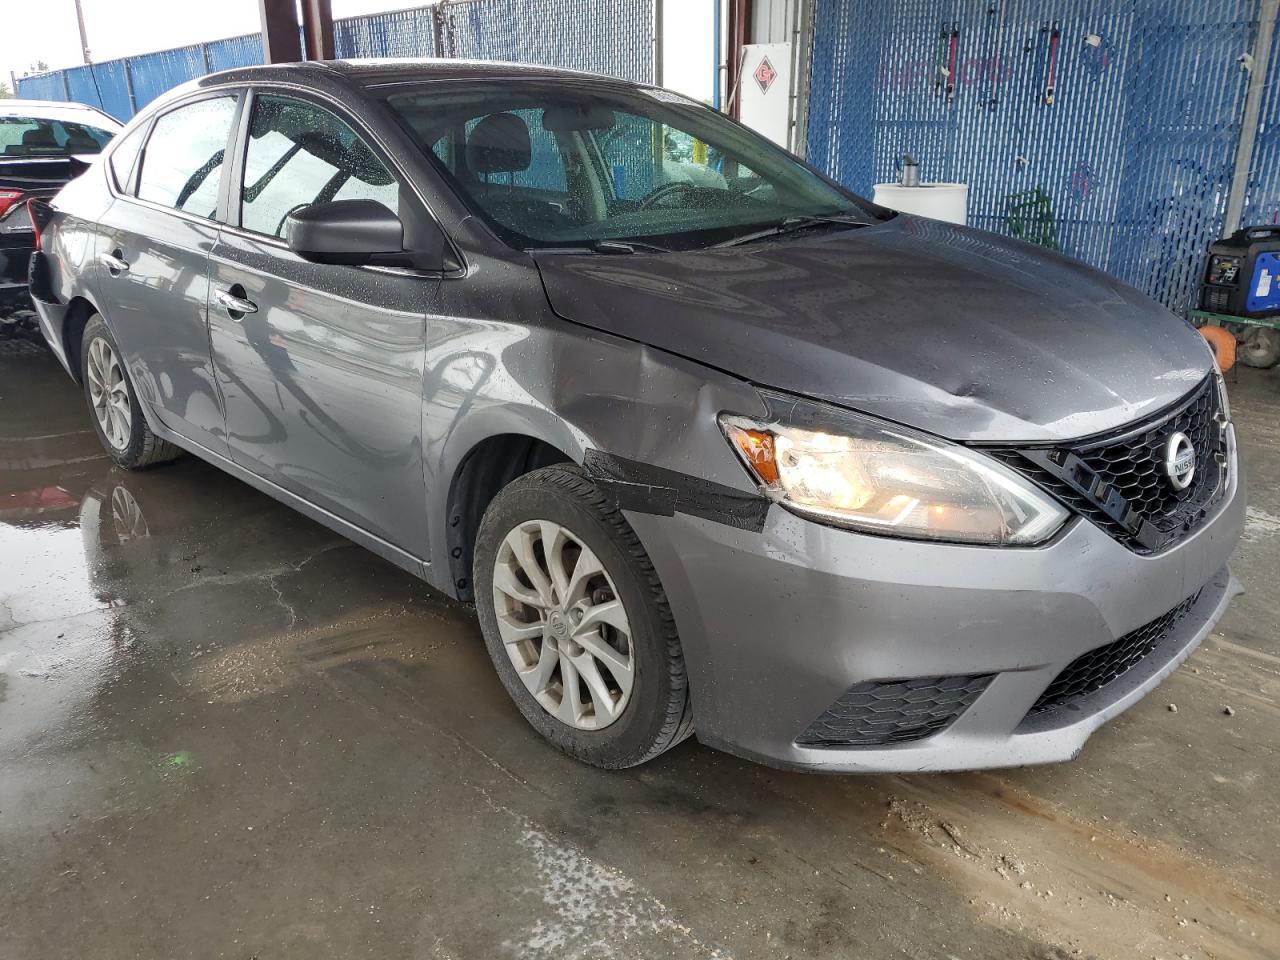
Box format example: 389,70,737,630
2,334,1279,959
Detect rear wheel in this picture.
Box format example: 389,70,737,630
80,316,182,469
474,464,693,768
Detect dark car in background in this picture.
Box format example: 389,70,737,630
29,60,1243,773
1,100,120,334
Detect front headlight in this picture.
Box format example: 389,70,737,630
720,392,1069,545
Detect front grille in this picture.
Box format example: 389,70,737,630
1025,591,1202,721
795,674,993,748
988,376,1229,554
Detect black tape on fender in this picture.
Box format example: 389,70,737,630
582,449,770,534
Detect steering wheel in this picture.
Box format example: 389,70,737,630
636,181,707,210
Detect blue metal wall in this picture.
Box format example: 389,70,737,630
15,0,654,120
14,35,264,120
806,0,1270,313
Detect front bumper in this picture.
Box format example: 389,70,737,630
628,428,1244,773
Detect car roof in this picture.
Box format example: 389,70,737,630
0,99,122,127
200,57,638,91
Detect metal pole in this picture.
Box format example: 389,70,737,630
789,0,815,157
653,0,664,87
258,0,304,64
301,0,336,61
432,2,445,57
1224,0,1279,236
726,0,749,120
712,0,722,110
73,0,91,63
433,0,456,58
9,70,18,98
123,58,137,116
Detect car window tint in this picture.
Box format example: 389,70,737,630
108,123,148,193
240,95,399,239
136,97,237,219
0,116,115,157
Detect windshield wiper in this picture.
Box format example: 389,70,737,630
589,239,672,254
712,215,870,249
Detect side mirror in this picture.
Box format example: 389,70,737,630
285,198,444,270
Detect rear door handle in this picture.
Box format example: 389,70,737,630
99,251,130,274
215,288,258,318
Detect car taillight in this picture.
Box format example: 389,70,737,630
26,199,44,251
0,188,25,220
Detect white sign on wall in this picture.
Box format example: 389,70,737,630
739,42,793,150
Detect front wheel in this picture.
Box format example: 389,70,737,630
80,316,182,469
473,465,694,768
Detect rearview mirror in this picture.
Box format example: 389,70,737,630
542,105,615,132
285,199,424,268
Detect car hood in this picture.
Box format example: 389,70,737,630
531,215,1212,443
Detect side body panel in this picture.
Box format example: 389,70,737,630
93,199,226,455
30,165,116,374
207,232,437,556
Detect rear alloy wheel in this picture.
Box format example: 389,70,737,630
80,316,182,469
86,336,131,451
474,465,693,768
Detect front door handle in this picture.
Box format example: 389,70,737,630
215,288,258,319
99,251,130,275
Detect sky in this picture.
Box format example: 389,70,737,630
1,0,715,101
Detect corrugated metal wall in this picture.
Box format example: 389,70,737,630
16,0,655,120
805,0,1271,314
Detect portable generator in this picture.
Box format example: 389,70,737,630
1194,225,1280,369
1200,226,1280,316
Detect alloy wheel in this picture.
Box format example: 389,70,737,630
491,519,636,730
86,338,131,450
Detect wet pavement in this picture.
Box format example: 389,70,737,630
2,333,1278,960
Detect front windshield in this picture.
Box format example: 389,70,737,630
0,116,115,157
385,82,874,250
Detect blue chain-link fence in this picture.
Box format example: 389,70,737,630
16,0,654,118
806,0,1274,314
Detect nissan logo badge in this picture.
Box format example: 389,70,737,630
1164,432,1196,491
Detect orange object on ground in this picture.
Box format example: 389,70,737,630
1199,325,1236,373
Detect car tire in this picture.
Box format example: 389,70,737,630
80,316,182,469
1237,326,1280,369
474,464,694,768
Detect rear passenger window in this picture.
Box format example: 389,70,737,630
239,95,399,239
136,96,237,219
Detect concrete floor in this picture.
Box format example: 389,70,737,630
1,335,1277,960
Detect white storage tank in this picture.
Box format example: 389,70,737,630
872,182,969,225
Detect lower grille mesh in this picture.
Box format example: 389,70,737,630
1026,591,1202,720
796,675,993,748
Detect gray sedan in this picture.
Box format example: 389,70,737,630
30,59,1242,772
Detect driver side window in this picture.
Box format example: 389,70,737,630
240,94,399,239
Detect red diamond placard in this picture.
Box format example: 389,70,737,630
753,56,778,94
